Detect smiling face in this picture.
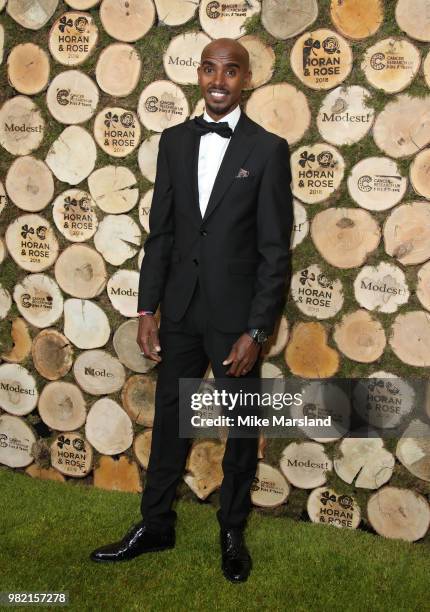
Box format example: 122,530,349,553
197,38,251,121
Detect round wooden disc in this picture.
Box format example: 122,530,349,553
389,311,430,367
290,28,353,90
238,35,275,89
138,133,161,182
88,166,138,214
333,309,386,363
32,328,73,380
137,247,144,270
63,298,110,349
292,199,309,249
45,125,97,185
334,437,394,489
7,43,50,94
0,363,38,415
361,37,421,94
73,349,125,395
280,442,332,489
0,284,12,320
138,188,153,233
384,201,430,265
50,431,93,477
65,0,100,9
85,397,133,455
285,322,340,378
311,208,380,268
261,362,283,378
7,0,58,30
291,143,345,203
199,0,261,39
1,318,32,364
46,70,99,124
0,180,7,215
154,0,197,25
307,487,361,529
262,315,289,358
25,465,66,482
38,381,87,431
250,462,289,508
13,273,63,328
163,32,211,85
0,96,44,156
417,261,430,311
93,107,141,158
99,0,155,43
113,319,157,373
184,439,225,500
0,414,36,467
52,189,98,242
395,0,430,42
245,83,310,145
367,486,430,541
330,0,383,40
396,420,430,483
424,50,430,88
6,156,54,213
261,0,318,40
347,156,407,211
0,239,6,266
291,264,344,319
133,429,152,469
410,148,430,199
0,23,3,65
121,374,155,427
107,270,139,317
94,214,141,266
49,12,98,66
93,455,142,492
353,262,409,313
96,43,141,97
137,80,189,132
317,85,374,146
5,213,59,272
54,244,107,298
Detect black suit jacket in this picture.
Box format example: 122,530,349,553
137,109,293,336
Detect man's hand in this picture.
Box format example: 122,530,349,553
222,333,261,377
137,315,162,363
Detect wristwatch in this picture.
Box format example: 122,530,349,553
247,328,268,344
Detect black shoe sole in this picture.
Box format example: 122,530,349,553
90,544,175,563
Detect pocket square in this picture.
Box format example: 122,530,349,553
235,168,250,178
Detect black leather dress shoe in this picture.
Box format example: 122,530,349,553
90,521,175,562
220,528,252,583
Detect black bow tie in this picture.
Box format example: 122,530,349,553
191,115,233,138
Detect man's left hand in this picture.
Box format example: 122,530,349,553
222,333,261,377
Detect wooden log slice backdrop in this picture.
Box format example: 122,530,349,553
7,0,58,30
25,465,66,482
184,439,225,500
38,381,87,431
307,487,361,529
138,133,161,182
5,213,59,272
73,349,125,395
334,437,394,489
410,148,430,199
261,0,318,40
425,50,430,88
0,363,38,415
0,96,44,156
107,270,139,317
46,70,99,124
45,126,97,185
93,455,142,493
138,189,153,233
353,262,409,314
291,264,344,319
113,319,157,374
238,35,275,89
137,80,189,132
133,429,152,469
52,189,98,242
1,318,32,364
199,0,261,40
389,311,430,368
99,0,156,43
262,315,289,358
333,309,386,363
88,166,138,214
280,442,332,489
250,462,290,508
291,143,345,203
0,285,12,320
50,431,93,477
31,328,73,380
396,420,430,483
0,180,7,215
13,273,64,328
48,11,98,66
395,0,430,42
163,32,211,85
0,414,37,468
94,214,141,265
285,322,340,379
330,0,383,40
6,156,54,212
65,0,100,8
154,0,198,26
85,397,133,455
96,43,141,97
54,244,107,298
383,201,430,265
347,156,407,211
93,107,141,158
121,374,155,427
361,37,421,94
63,298,110,349
417,261,430,312
7,43,50,94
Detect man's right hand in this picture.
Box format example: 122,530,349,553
137,315,162,363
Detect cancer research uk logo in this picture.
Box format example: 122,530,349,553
144,95,185,117
206,1,249,19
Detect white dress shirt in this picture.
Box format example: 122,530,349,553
197,104,241,218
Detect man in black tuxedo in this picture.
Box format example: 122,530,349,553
91,37,293,583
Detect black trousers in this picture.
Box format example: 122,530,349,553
140,279,260,532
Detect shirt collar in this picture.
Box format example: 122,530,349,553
203,104,241,133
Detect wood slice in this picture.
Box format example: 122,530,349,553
245,83,310,145
93,107,141,158
137,80,189,132
262,315,289,358
367,486,430,541
38,381,86,430
65,0,100,9
0,284,12,320
54,244,106,298
395,0,430,42
99,0,155,43
6,155,54,212
93,455,142,492
25,465,65,481
261,362,283,378
280,441,332,489
52,189,98,242
373,94,430,158
285,322,340,378
292,199,309,249
290,28,353,90
334,437,394,489
0,180,7,215
261,0,318,40
164,32,211,86
107,270,139,317
154,0,197,25
5,213,59,272
50,431,93,477
184,439,225,500
0,22,3,66
199,0,261,39
133,429,152,469
238,35,275,89
49,11,98,66
348,156,407,211
0,414,36,467
121,374,155,427
0,96,44,155
410,148,430,199
138,133,161,182
138,188,153,233
32,328,73,380
1,318,32,363
7,0,58,29
353,262,409,314
113,319,157,373
330,0,383,40
45,126,97,185
7,43,50,94
417,261,430,312
46,70,99,124
0,363,38,415
73,349,125,395
96,43,141,97
85,397,133,455
390,311,430,367
0,0,7,8
291,264,344,319
361,38,421,94
88,166,138,214
291,143,345,203
0,239,6,266
63,298,110,349
317,85,374,146
94,214,141,266
384,201,430,265
13,273,64,328
396,420,430,483
250,462,289,508
333,309,386,363
312,208,380,268
137,247,144,270
425,50,430,88
307,487,361,529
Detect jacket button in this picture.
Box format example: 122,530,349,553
200,230,207,236
193,258,199,266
